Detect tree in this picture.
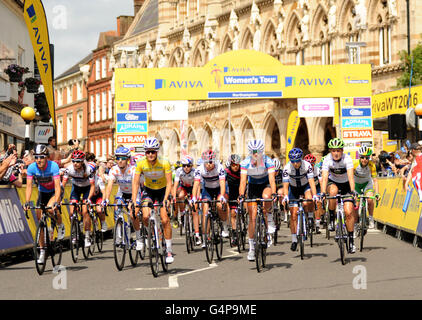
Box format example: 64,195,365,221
396,40,422,89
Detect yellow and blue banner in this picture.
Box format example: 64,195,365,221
115,50,372,102
23,0,55,127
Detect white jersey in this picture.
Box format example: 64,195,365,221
108,164,135,194
194,161,225,189
313,166,321,185
63,163,95,187
282,160,314,188
322,153,354,184
175,167,195,187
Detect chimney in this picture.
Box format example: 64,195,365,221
117,16,134,37
134,0,144,16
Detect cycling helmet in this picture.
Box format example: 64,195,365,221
34,144,49,156
230,154,241,165
181,155,194,166
328,138,344,149
202,150,216,161
358,146,373,157
144,137,160,150
225,159,231,168
273,158,281,171
71,150,86,161
115,147,131,158
304,154,316,165
288,148,303,162
247,139,265,154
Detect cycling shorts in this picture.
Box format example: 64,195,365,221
177,185,193,197
355,180,374,195
288,184,311,207
201,187,221,201
247,183,271,200
141,187,166,204
70,185,90,202
327,179,353,202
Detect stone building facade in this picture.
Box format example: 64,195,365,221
111,0,420,163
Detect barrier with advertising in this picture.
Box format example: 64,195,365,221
0,188,34,254
340,97,374,159
374,178,422,236
115,50,372,102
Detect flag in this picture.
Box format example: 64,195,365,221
286,110,299,161
23,0,55,127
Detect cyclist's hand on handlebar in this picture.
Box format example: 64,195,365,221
190,197,197,206
23,202,30,211
219,195,226,204
282,195,289,205
52,202,60,210
102,199,109,207
272,193,278,203
351,190,358,198
312,194,319,202
375,193,381,201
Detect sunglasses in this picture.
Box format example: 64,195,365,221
116,156,129,161
146,150,157,155
205,160,214,164
291,160,301,163
35,155,46,160
360,156,370,160
72,159,83,163
330,149,343,153
183,164,192,168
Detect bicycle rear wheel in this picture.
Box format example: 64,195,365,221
360,205,366,252
34,222,47,275
70,217,80,263
325,210,330,240
160,224,168,272
113,218,126,271
215,220,223,261
205,214,214,264
308,217,314,248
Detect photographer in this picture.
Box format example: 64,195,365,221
0,144,18,180
378,150,394,177
0,145,23,187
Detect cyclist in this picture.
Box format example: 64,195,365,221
320,138,357,253
172,155,201,245
354,146,380,230
281,148,317,251
103,147,143,248
238,139,277,261
132,138,174,264
62,150,96,248
304,153,322,234
191,150,228,247
24,144,65,264
273,158,287,222
225,154,242,246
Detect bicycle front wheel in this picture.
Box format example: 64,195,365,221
360,205,366,252
337,220,346,265
254,215,266,272
205,214,214,264
95,216,104,253
160,225,168,272
50,225,62,268
298,213,304,260
148,219,160,277
185,211,192,253
215,220,223,261
139,225,147,260
113,218,126,271
34,222,47,275
70,217,80,264
236,210,243,253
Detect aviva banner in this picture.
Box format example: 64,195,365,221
115,50,372,101
23,0,55,127
285,110,299,161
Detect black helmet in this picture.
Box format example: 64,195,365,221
34,144,49,156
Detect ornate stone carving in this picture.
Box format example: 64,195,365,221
250,1,262,51
328,0,337,35
182,27,193,66
354,0,367,30
274,1,286,49
155,32,168,68
144,41,154,68
300,5,310,43
204,17,218,60
388,0,398,21
229,9,240,51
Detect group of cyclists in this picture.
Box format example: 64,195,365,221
23,135,381,266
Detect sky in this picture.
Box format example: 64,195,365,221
42,0,134,78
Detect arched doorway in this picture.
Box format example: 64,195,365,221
294,118,309,155
240,117,255,158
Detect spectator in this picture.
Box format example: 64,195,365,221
378,150,394,176
48,136,57,150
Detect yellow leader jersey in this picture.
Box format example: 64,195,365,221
135,157,171,190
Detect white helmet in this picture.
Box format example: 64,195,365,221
273,158,281,171
144,137,160,150
181,155,194,165
247,139,264,154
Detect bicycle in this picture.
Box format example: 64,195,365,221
63,201,86,263
139,202,169,277
243,198,273,273
288,198,315,260
230,200,247,253
199,198,224,264
108,201,139,271
87,203,108,254
324,195,353,265
356,194,378,252
25,205,63,275
177,196,196,254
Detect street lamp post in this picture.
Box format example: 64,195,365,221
20,107,36,152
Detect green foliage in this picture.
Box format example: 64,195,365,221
396,41,422,89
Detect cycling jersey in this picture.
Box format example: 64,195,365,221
108,164,136,194
313,165,321,186
282,160,314,187
321,153,354,184
194,162,225,189
62,163,95,187
174,167,195,188
26,160,60,193
275,170,283,189
240,155,274,185
135,157,171,190
225,167,240,189
353,159,377,184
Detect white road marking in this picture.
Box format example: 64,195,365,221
126,249,239,291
